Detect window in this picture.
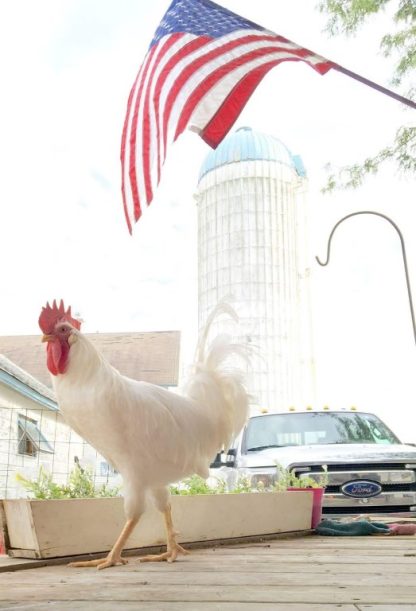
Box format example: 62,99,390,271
18,415,54,457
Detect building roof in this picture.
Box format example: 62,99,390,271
0,354,58,410
198,126,306,181
0,331,181,389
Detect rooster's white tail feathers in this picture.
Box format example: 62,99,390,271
185,302,251,451
194,300,238,365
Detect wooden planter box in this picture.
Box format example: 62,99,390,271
3,491,313,559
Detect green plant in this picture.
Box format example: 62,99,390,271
170,475,213,495
273,463,328,491
170,475,228,495
15,467,66,500
16,465,120,500
169,474,272,495
17,463,327,500
229,476,254,494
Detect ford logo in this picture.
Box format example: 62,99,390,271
341,480,382,498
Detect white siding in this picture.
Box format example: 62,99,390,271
0,380,118,498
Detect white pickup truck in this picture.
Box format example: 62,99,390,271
210,409,416,517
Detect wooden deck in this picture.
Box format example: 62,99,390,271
0,534,415,610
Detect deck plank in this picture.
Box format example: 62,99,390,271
0,604,359,610
1,535,416,608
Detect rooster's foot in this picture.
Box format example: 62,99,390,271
68,554,128,570
140,543,189,563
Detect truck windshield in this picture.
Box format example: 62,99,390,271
244,412,400,451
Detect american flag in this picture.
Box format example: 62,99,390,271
121,0,334,233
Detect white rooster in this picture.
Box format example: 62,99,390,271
39,300,249,569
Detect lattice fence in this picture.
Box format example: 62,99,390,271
0,406,120,499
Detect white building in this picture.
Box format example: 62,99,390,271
0,354,79,498
196,127,315,412
0,354,118,499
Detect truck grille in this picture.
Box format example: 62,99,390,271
324,505,412,515
315,462,416,472
292,461,416,515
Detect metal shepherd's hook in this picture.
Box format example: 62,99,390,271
315,211,416,346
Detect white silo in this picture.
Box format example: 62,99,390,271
196,126,315,411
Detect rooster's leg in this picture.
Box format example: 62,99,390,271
140,503,189,563
68,517,139,570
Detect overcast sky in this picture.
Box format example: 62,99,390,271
0,1,415,440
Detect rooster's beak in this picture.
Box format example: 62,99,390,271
42,334,54,343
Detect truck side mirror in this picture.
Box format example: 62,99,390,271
210,448,237,468
210,452,223,468
225,448,237,467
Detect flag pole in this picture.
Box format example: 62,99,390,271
333,64,416,110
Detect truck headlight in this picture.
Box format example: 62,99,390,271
241,468,277,490
251,473,276,488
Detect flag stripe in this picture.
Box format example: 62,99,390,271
199,52,332,148
158,32,270,156
150,36,212,182
132,37,182,219
161,31,329,155
189,53,333,144
131,34,209,218
174,45,333,142
120,72,140,233
127,36,185,222
201,61,286,148
122,45,158,226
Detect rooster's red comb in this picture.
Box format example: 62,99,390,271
39,300,82,334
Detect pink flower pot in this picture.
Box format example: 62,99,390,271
288,487,324,529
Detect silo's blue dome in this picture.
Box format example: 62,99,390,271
198,126,306,181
